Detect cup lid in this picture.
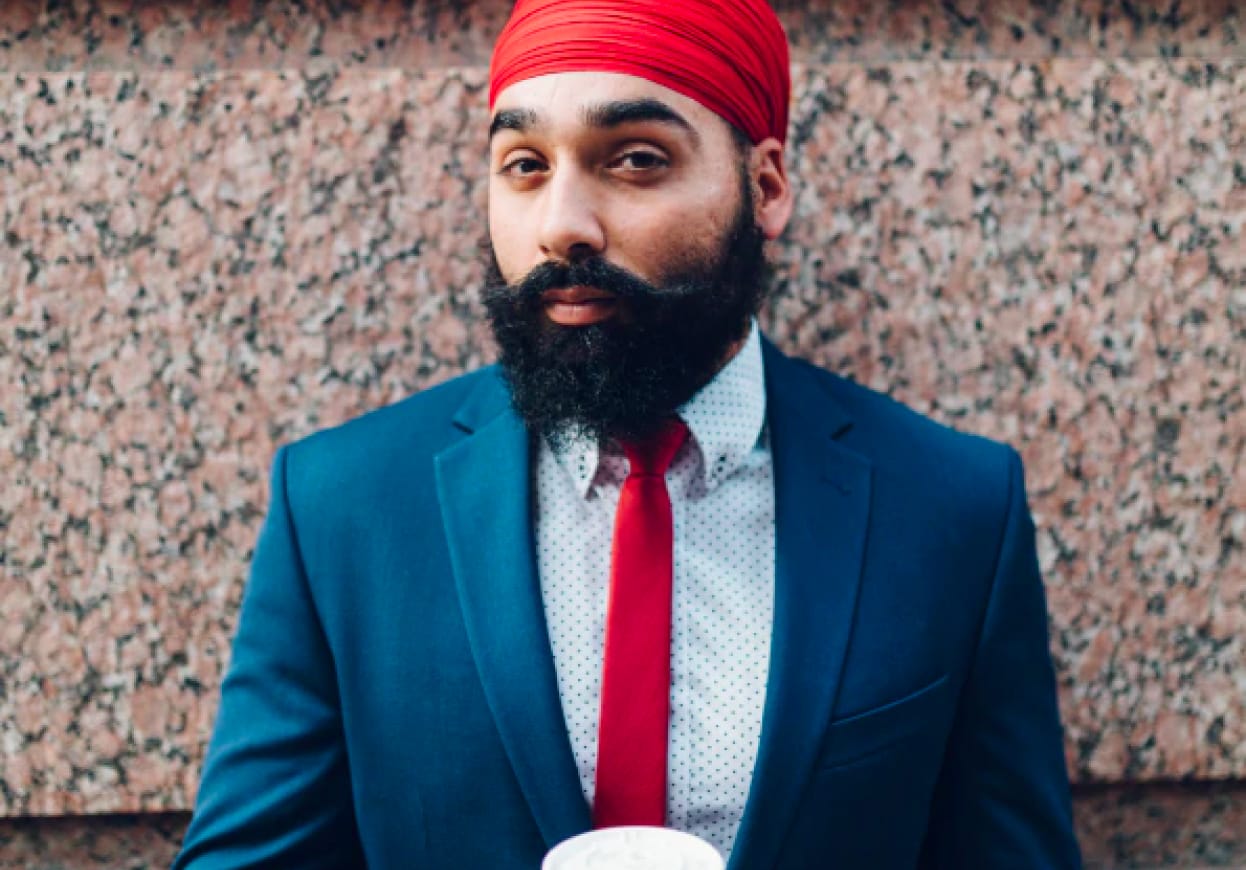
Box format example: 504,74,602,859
543,827,725,870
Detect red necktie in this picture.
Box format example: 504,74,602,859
593,418,690,829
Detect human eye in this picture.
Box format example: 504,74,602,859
610,148,670,173
497,152,548,178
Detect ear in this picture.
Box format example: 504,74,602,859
749,137,794,241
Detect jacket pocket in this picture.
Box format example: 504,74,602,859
814,673,951,771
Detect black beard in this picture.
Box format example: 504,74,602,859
481,177,769,447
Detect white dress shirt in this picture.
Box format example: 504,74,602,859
535,321,775,858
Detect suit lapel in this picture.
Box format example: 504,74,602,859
434,372,591,849
729,343,873,870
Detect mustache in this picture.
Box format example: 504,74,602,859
498,257,702,305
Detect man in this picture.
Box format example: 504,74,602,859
175,0,1082,867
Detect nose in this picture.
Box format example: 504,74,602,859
537,164,606,262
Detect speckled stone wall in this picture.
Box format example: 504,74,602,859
2,783,1246,870
1,0,1243,865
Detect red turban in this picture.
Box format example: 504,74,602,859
489,0,791,145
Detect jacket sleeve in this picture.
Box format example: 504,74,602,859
919,448,1082,868
174,444,365,869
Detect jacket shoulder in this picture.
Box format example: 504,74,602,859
279,365,504,494
784,356,1021,512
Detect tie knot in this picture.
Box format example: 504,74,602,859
621,419,689,478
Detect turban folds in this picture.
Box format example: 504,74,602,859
489,0,791,145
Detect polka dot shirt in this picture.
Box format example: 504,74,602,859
535,320,775,859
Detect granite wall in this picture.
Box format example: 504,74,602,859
0,0,1243,866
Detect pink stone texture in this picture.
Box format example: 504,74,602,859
0,0,1241,71
0,0,1243,864
1,787,1245,869
0,814,186,870
1074,784,1246,867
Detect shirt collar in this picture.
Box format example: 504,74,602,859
553,319,767,498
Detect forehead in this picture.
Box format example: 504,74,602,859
490,71,726,137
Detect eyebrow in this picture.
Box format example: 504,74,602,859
489,107,539,140
488,98,700,145
581,99,698,141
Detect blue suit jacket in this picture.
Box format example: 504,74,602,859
175,340,1081,868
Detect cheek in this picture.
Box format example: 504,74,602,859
487,192,530,282
610,190,736,276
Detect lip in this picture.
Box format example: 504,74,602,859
541,286,616,305
542,286,618,327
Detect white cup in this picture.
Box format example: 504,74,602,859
543,826,725,870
